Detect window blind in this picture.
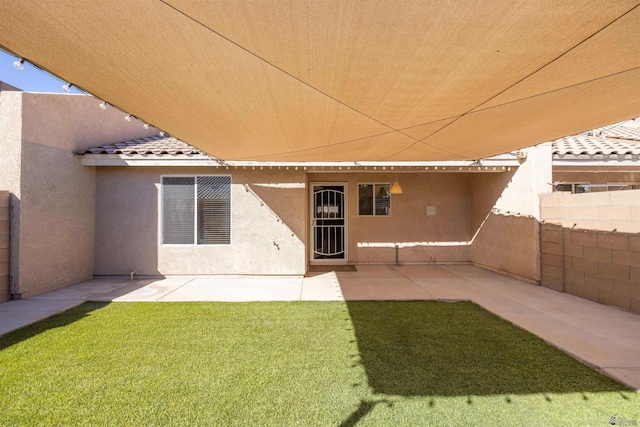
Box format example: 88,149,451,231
358,184,374,215
197,176,231,244
162,177,195,244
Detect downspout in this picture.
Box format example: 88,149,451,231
394,244,400,266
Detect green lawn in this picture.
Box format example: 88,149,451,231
0,301,637,426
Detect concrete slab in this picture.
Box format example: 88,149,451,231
30,278,133,301
93,278,193,302
410,277,479,299
0,299,84,336
603,368,640,391
159,277,303,302
0,299,82,313
441,264,499,278
335,264,404,279
300,273,344,301
497,313,640,369
338,277,435,300
394,264,460,278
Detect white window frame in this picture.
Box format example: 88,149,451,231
160,174,232,246
606,182,640,191
357,183,392,217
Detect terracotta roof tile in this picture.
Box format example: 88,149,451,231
552,118,640,158
76,135,213,157
552,135,640,156
600,121,640,141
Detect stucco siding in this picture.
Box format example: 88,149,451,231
15,93,158,297
0,88,22,295
470,211,539,281
93,157,550,276
308,172,472,264
95,167,306,275
18,142,96,296
0,90,22,194
470,145,552,282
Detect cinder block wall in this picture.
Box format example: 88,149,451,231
0,191,9,302
540,191,640,314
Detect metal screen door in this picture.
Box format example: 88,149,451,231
311,184,347,263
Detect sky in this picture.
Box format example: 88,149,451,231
0,49,85,94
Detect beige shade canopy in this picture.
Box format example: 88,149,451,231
1,1,639,161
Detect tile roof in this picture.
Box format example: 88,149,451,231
599,120,640,141
552,135,640,156
553,118,640,158
76,135,212,156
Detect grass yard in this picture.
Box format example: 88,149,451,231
0,301,637,426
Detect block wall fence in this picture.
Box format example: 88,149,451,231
0,191,9,302
540,191,640,314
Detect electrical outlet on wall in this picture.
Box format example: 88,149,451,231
426,206,436,216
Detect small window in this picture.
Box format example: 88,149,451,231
606,182,640,191
162,176,231,245
555,183,589,194
573,183,590,194
358,183,391,216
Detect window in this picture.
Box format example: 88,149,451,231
555,183,590,194
606,182,640,191
162,176,231,245
358,183,391,216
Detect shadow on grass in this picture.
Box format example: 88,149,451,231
345,301,629,397
338,399,393,427
0,302,110,351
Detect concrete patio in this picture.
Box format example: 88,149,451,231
0,264,638,391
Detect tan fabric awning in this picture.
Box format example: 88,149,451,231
1,1,639,161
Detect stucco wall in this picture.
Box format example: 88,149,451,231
95,167,306,275
0,86,23,296
470,144,552,282
0,191,9,302
95,164,549,274
0,87,22,194
13,92,158,297
308,172,472,264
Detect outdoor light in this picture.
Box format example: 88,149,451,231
159,131,166,137
143,123,150,129
124,114,132,121
13,58,24,70
99,101,107,110
390,173,403,194
390,182,403,194
62,83,72,92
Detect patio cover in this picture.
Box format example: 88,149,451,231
1,1,639,161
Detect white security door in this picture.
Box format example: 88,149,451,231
310,183,347,264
